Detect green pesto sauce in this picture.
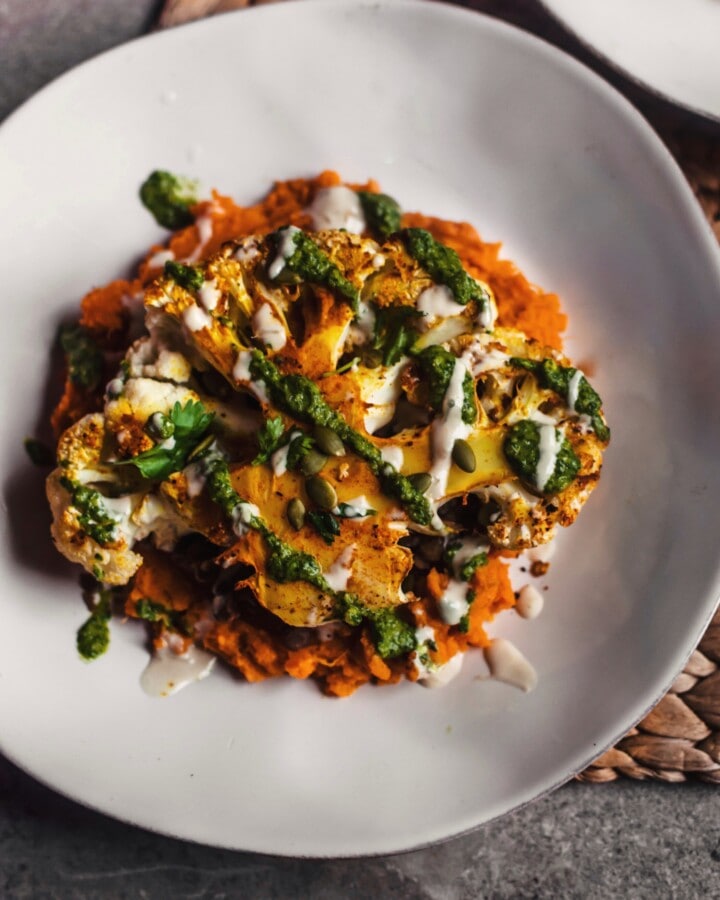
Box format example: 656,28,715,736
133,598,189,634
415,346,477,425
60,477,118,545
271,228,358,311
164,260,205,292
335,593,416,659
510,357,610,442
59,325,103,390
76,593,111,661
401,228,489,308
503,419,580,495
139,170,199,230
357,191,402,240
248,350,433,526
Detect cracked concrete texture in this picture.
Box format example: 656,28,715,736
2,755,720,898
1,1,719,896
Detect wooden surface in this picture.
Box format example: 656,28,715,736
158,0,720,784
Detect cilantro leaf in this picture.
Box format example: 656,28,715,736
119,400,215,481
251,417,286,466
372,305,422,366
286,433,314,471
306,510,340,545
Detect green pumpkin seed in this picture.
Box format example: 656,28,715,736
187,433,215,462
306,475,337,511
313,425,345,457
287,497,306,531
407,472,433,494
299,448,328,476
452,438,476,473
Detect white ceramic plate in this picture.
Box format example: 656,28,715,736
541,0,720,122
1,0,719,858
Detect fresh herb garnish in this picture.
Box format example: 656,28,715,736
285,433,314,471
119,400,215,480
59,325,103,390
139,170,199,230
164,260,205,292
372,305,423,366
251,416,286,466
306,510,341,545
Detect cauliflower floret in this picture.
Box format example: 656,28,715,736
105,377,199,457
47,470,144,584
47,414,192,585
124,335,193,383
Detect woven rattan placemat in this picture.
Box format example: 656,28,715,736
158,0,720,783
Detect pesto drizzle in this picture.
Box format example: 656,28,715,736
60,476,118,545
400,228,490,309
269,227,359,311
357,191,402,240
201,453,417,659
509,357,610,441
246,350,433,526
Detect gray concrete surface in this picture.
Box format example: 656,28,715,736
1,1,719,897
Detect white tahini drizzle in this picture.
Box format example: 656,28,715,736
198,278,221,312
324,544,356,592
535,424,563,492
184,207,215,263
428,357,472,503
417,284,462,321
484,638,537,692
141,643,216,698
252,303,287,351
267,225,301,280
335,495,374,518
380,445,404,470
182,305,212,332
437,578,471,626
233,349,269,404
147,248,174,269
232,501,261,537
516,584,544,620
567,368,584,413
308,186,366,233
271,430,301,477
412,626,464,688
